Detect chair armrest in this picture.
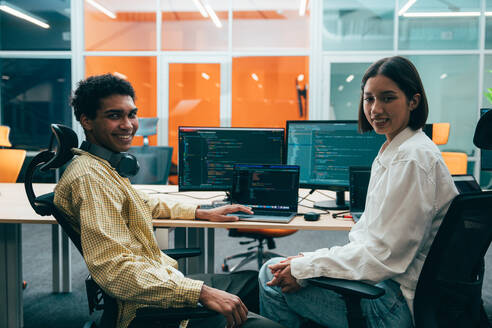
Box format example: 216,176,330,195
307,277,385,300
162,248,202,260
135,304,216,321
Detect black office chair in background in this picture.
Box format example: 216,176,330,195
304,113,492,328
129,117,173,185
24,124,214,328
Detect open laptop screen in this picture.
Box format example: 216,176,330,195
231,164,299,212
452,175,481,194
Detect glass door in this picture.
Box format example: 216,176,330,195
160,56,229,181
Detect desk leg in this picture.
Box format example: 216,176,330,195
207,228,215,274
187,228,205,274
52,225,72,293
61,230,71,292
52,225,61,293
0,223,23,328
175,228,187,274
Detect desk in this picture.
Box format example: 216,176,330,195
0,183,69,328
0,183,353,328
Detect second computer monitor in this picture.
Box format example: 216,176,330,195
178,127,284,191
286,120,386,210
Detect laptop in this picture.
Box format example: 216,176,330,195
227,164,300,223
452,174,481,194
349,166,371,222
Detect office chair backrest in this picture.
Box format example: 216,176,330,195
128,146,173,185
431,122,450,145
441,151,467,175
135,117,158,146
0,149,27,182
414,191,492,327
474,110,492,150
24,124,81,250
0,125,12,147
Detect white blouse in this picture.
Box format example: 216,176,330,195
290,127,458,315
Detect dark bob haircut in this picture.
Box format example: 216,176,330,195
71,73,136,122
358,56,428,133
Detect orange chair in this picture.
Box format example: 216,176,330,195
441,152,468,175
222,228,297,272
0,148,27,182
0,125,12,147
430,123,468,175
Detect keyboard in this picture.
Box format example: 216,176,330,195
229,210,295,217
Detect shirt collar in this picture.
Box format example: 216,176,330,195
376,127,419,168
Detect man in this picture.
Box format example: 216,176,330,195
54,74,283,328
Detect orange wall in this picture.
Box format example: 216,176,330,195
85,9,156,51
85,56,157,146
231,56,309,128
168,63,221,164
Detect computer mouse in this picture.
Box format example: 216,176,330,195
304,212,320,221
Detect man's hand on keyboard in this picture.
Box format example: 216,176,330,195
195,204,253,222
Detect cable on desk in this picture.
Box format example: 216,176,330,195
331,210,353,221
298,189,315,204
298,189,330,214
138,188,227,201
298,203,330,214
135,188,164,193
315,189,336,200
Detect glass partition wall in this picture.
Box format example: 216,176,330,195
0,0,491,186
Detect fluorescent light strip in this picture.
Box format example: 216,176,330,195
192,0,208,18
85,0,116,19
203,1,222,28
398,0,417,16
299,0,307,16
0,1,49,29
403,11,480,17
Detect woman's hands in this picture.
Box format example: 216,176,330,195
266,255,304,293
195,204,253,222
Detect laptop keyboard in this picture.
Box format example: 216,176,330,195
230,210,294,217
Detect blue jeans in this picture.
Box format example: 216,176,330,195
259,258,413,328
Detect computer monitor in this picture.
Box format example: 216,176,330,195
178,127,284,191
480,108,492,171
286,120,386,210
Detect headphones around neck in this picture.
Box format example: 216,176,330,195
80,141,140,178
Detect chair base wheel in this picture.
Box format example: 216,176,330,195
222,263,229,272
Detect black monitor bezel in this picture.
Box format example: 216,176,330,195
178,126,285,192
286,120,378,192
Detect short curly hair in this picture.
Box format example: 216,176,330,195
71,74,136,121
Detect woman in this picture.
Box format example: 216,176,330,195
258,56,458,328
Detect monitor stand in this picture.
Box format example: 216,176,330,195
313,191,349,210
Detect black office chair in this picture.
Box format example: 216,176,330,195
304,113,492,328
24,124,215,328
129,117,174,185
